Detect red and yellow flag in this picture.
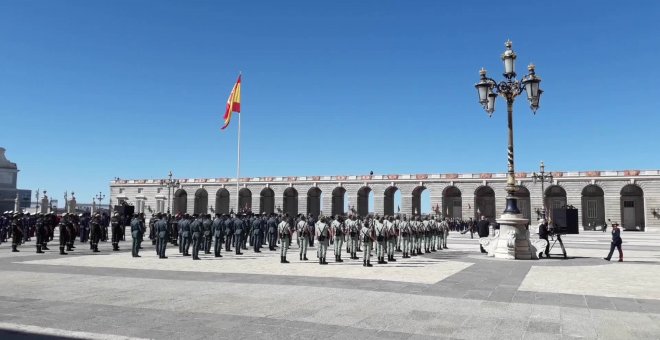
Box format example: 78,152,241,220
221,74,241,130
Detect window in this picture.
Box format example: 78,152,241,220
119,188,124,194
623,201,635,208
157,188,162,194
587,200,597,219
138,188,143,194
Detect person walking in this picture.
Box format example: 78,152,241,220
604,222,623,262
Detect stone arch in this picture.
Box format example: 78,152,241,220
307,187,322,217
581,184,605,229
173,189,187,215
442,186,462,219
260,187,275,214
384,186,399,216
514,186,531,222
283,187,298,216
331,187,346,216
412,186,428,216
474,186,496,220
238,188,252,213
545,185,567,210
215,188,230,215
193,188,208,215
620,184,644,231
357,186,372,217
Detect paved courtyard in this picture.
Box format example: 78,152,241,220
0,230,659,340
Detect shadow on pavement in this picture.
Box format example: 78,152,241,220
0,329,77,340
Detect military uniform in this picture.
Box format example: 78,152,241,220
180,216,192,256
155,215,169,259
224,216,234,252
111,214,122,251
400,217,412,258
90,215,102,252
385,218,397,262
233,216,244,255
267,215,278,251
315,218,330,265
374,218,387,264
191,216,202,260
58,217,69,255
35,214,45,253
360,220,374,267
11,214,23,252
346,217,360,260
251,216,263,253
202,215,212,254
130,216,143,257
331,217,344,262
297,218,309,260
278,218,291,263
212,215,224,257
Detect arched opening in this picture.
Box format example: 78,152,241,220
545,185,567,222
620,184,644,231
193,188,208,215
442,186,462,219
514,186,531,222
215,188,230,215
260,187,274,214
331,187,346,216
238,188,252,213
173,189,187,215
307,187,322,217
412,186,429,216
283,187,298,216
581,185,605,229
474,186,496,220
384,186,399,216
357,186,372,217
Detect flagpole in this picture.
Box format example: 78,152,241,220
236,111,241,213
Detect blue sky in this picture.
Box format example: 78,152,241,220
1,0,659,208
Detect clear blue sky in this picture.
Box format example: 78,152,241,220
1,0,658,206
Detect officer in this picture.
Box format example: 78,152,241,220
360,217,374,267
315,216,330,265
90,213,101,252
331,215,344,263
111,213,122,251
155,213,168,259
130,214,143,257
11,213,23,252
202,214,212,254
58,214,69,255
385,216,396,262
400,216,411,258
373,216,387,264
35,213,45,254
296,215,309,260
266,213,278,251
278,214,291,263
346,215,360,260
233,214,244,255
190,214,202,260
224,214,234,252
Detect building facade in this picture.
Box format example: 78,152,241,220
0,147,31,212
110,170,660,232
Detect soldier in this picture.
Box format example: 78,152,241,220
360,216,374,267
423,216,432,253
441,217,450,249
315,216,330,265
307,213,316,247
331,215,344,263
394,215,402,252
296,215,309,260
90,213,102,252
411,216,421,256
180,214,192,256
278,214,291,263
155,213,168,259
233,214,244,255
346,215,360,260
212,214,224,257
35,213,45,253
130,214,143,257
191,214,202,260
177,214,184,253
266,213,278,251
224,214,234,252
373,216,386,264
149,213,157,245
251,214,263,253
58,214,69,255
400,216,411,258
79,213,90,244
168,213,178,246
385,216,397,262
42,213,53,250
111,212,122,251
202,214,213,254
10,213,23,252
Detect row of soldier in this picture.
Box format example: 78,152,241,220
128,212,453,267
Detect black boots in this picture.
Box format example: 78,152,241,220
42,244,49,250
36,245,44,254
335,255,343,263
59,246,67,255
281,256,289,264
389,255,396,262
12,245,19,252
378,256,388,264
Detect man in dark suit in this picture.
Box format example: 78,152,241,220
604,222,623,262
476,216,490,253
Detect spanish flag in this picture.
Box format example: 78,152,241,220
221,74,241,130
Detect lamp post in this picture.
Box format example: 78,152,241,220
531,161,553,220
474,40,543,259
160,171,179,214
95,192,106,214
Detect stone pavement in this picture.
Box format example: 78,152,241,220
0,230,658,339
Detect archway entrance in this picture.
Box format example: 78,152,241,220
283,187,298,216
331,187,346,216
193,188,208,215
514,186,531,222
474,186,495,220
307,187,322,217
260,188,274,214
238,188,252,213
357,186,372,217
442,186,462,219
582,185,605,229
215,188,230,215
545,185,567,222
412,186,428,216
620,185,644,231
173,189,187,215
384,186,399,216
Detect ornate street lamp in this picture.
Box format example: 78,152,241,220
160,171,180,214
531,161,553,219
95,192,106,214
474,40,544,260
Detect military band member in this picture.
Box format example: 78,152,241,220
111,213,122,251
331,215,344,263
361,218,374,267
58,215,69,255
278,214,291,263
35,213,45,253
212,214,224,257
66,216,76,252
385,216,397,262
90,213,102,252
297,215,309,260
